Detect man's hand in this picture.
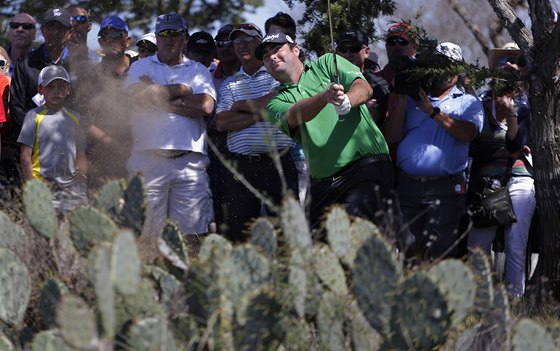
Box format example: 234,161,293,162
324,83,345,105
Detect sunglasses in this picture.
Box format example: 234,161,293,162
9,22,35,30
386,37,409,47
157,29,183,38
232,36,257,45
216,40,233,48
338,45,363,54
99,31,124,41
70,15,88,24
0,59,6,68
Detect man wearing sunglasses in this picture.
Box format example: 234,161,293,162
6,13,37,76
215,23,298,242
65,4,99,65
126,13,216,254
7,8,72,185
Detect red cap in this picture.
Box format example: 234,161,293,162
386,22,414,42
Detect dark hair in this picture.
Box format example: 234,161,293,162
264,12,296,38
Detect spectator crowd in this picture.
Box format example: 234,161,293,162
0,6,536,300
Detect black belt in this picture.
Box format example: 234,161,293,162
318,154,391,181
151,149,191,159
399,170,461,183
229,152,289,162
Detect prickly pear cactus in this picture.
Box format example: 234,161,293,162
386,272,451,351
317,291,346,351
468,248,495,312
31,330,75,351
69,206,118,256
512,318,555,351
427,259,476,326
57,295,99,349
235,287,284,351
199,233,232,264
111,230,141,295
120,174,146,232
344,217,378,267
0,211,26,258
92,179,125,216
352,234,400,335
325,206,352,260
313,244,348,296
127,317,179,351
0,333,14,351
250,218,277,259
484,283,511,351
144,265,182,306
348,299,382,351
159,222,189,270
0,248,31,326
39,279,68,329
280,197,312,251
90,243,116,339
22,179,57,239
288,249,307,318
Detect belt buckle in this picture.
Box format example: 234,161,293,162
248,154,262,162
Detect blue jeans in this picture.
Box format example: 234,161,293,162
468,176,536,296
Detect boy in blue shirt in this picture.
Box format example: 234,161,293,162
18,65,88,214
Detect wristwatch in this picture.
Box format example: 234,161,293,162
430,107,440,119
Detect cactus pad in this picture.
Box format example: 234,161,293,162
120,174,146,233
288,249,307,318
39,279,68,329
0,211,26,258
0,248,31,326
427,259,476,326
313,244,348,296
199,233,232,264
325,206,352,260
317,291,346,351
22,179,57,239
280,197,312,251
127,317,179,351
69,206,118,256
159,221,189,270
344,218,378,267
111,230,141,295
512,318,555,351
352,234,400,334
31,330,74,351
92,179,125,216
250,218,277,259
57,295,98,349
90,244,116,338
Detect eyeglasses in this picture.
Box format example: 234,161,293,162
99,31,124,41
232,36,257,45
338,45,363,54
0,60,6,68
70,15,88,24
9,22,35,30
386,37,409,47
157,30,183,38
216,40,233,48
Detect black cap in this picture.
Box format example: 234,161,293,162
215,24,234,40
255,32,295,60
337,30,368,47
43,8,71,27
187,31,216,53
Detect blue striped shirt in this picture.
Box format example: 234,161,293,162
216,66,295,155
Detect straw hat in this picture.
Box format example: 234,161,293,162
488,42,522,69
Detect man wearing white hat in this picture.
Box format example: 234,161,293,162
136,33,157,58
384,42,484,263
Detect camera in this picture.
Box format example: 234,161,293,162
391,39,451,99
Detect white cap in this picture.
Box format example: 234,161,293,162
136,32,157,46
38,65,70,86
436,42,463,61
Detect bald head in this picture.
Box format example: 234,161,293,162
8,13,37,50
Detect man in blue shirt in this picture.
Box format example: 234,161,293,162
383,42,484,262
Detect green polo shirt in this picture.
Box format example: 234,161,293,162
266,54,389,179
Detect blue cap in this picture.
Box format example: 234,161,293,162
155,13,187,34
99,16,129,34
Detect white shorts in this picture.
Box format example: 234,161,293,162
128,150,214,236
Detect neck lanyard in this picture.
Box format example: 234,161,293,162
42,45,69,65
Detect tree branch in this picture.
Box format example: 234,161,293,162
450,0,491,56
487,0,534,55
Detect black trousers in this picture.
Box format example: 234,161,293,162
219,154,298,242
309,155,396,233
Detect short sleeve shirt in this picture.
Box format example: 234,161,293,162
266,54,389,179
125,55,216,153
396,86,484,176
18,106,86,185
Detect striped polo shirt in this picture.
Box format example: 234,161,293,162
216,66,295,155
